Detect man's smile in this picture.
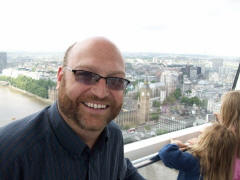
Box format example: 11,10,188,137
83,102,109,109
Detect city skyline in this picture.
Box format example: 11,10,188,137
0,0,240,57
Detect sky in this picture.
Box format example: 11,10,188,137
0,0,240,57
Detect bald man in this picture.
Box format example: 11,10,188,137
0,37,145,180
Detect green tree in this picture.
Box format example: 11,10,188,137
150,113,160,120
144,125,151,131
181,96,202,106
173,88,181,99
185,90,192,95
0,75,56,99
163,94,176,105
191,96,201,106
152,100,161,107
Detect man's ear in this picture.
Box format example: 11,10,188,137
56,67,64,90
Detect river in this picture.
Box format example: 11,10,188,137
0,86,49,126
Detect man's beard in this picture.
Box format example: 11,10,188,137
57,78,122,131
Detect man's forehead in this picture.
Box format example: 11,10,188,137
68,51,125,68
74,64,125,76
67,38,125,68
71,37,118,53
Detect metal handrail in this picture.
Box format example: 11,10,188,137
132,153,161,169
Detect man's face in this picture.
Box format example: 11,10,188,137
57,40,125,132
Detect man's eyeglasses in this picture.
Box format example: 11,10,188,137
65,66,130,91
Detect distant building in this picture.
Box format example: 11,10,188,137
2,68,41,80
115,108,138,127
189,67,198,80
114,96,138,127
207,98,221,113
160,70,180,96
156,116,195,132
137,79,151,124
149,82,166,103
212,59,223,73
114,79,151,127
209,72,220,83
197,66,201,75
185,65,193,78
0,52,7,73
206,114,215,123
182,79,192,93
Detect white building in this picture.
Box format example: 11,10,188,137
2,68,41,80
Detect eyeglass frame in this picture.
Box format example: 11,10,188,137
64,66,130,91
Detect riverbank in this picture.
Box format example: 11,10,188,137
0,84,53,105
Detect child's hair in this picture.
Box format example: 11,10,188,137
220,90,240,156
189,123,237,180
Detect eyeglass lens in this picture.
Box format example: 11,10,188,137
74,70,128,90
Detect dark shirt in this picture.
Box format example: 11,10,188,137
158,144,202,180
0,102,145,180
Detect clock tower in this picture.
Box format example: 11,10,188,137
138,78,151,124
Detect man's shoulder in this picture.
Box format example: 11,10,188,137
108,121,122,133
107,121,123,140
0,106,51,165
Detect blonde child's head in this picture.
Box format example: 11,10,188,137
220,90,240,137
190,123,237,180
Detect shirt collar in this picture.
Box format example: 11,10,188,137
47,102,109,157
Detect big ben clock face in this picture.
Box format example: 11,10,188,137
141,92,145,96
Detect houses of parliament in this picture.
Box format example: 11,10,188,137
114,79,152,128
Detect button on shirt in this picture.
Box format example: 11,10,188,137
0,102,144,180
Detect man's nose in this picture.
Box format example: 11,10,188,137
90,78,109,99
